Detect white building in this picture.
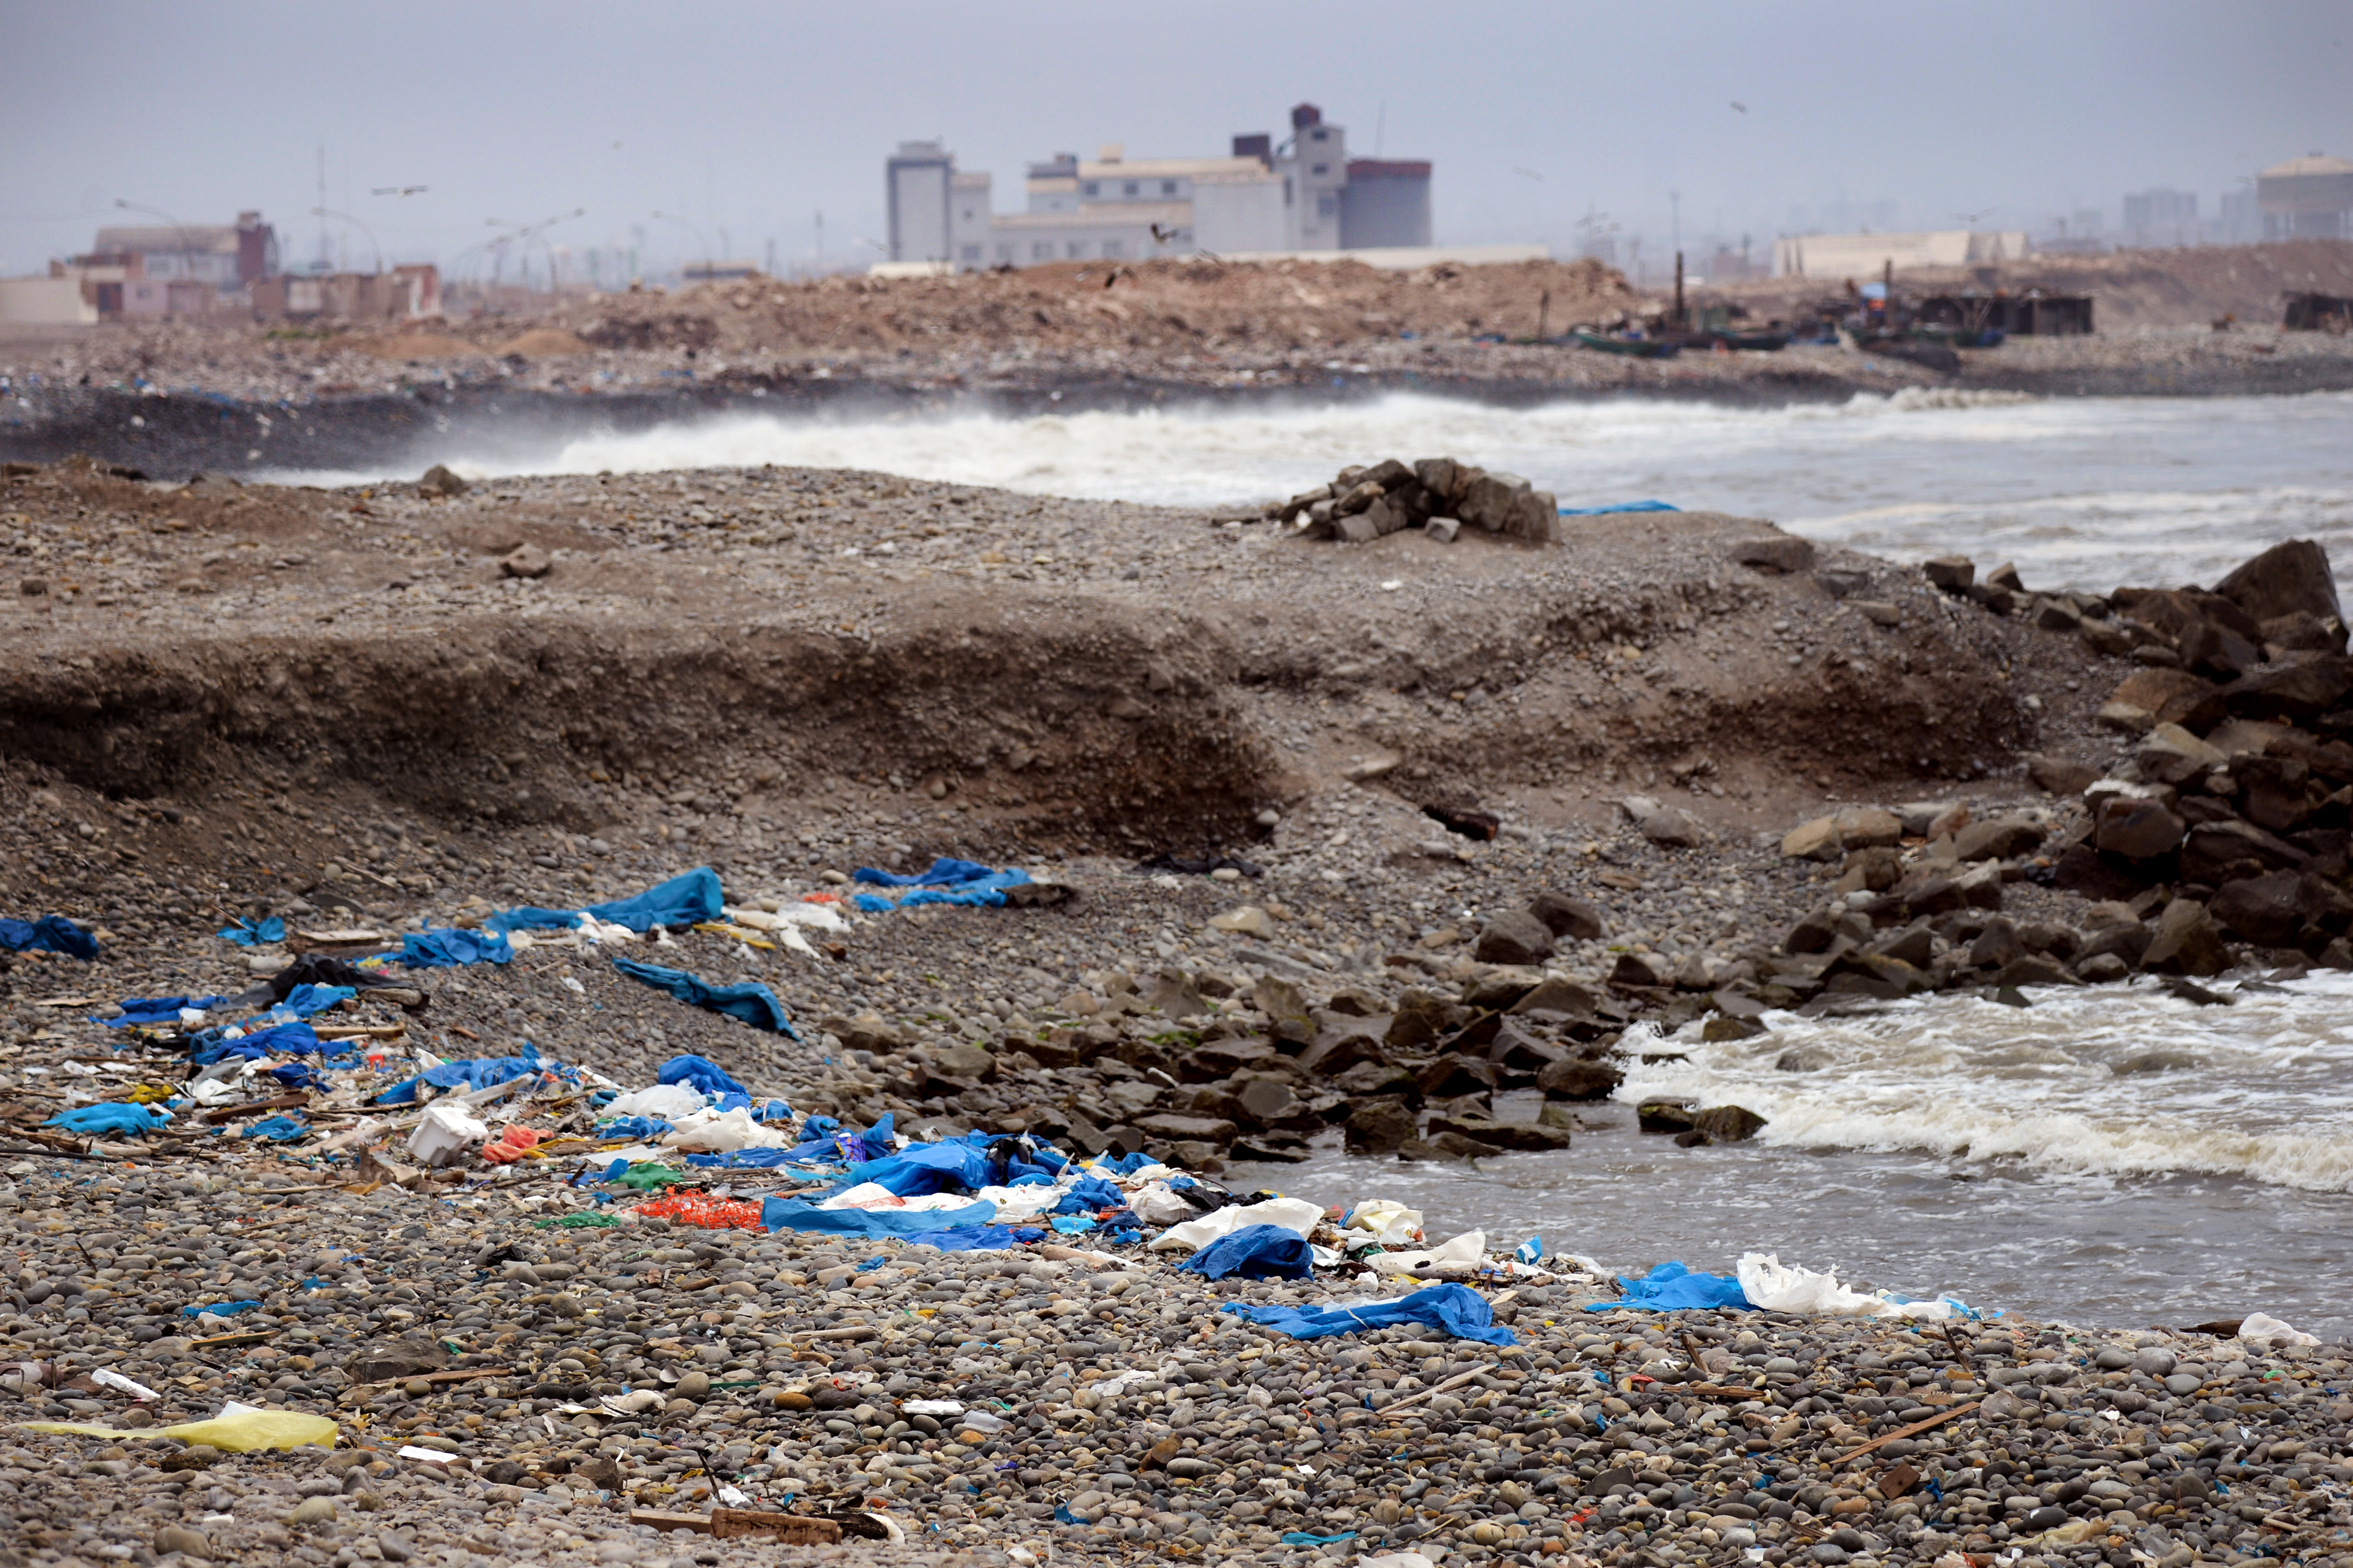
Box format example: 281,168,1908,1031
887,104,1433,269
1772,229,2031,279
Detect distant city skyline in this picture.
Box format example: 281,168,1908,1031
2,0,2348,282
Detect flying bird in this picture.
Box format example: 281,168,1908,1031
1512,167,1544,181
1730,101,1747,113
371,186,429,197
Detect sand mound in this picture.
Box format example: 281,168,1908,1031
491,328,595,358
353,332,484,361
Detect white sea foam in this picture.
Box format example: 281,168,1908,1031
274,386,2353,592
1617,975,2353,1192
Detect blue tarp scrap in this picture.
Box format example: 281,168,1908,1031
398,927,514,969
1558,501,1680,516
375,1043,562,1106
216,916,286,947
599,1116,672,1142
852,858,1033,912
240,1115,309,1142
0,916,99,962
1223,1282,1520,1346
43,1103,172,1138
1590,1260,1752,1313
659,1052,748,1098
490,866,724,935
1055,1173,1125,1215
838,1135,995,1198
106,995,224,1028
268,983,355,1020
190,1019,325,1067
680,1147,806,1170
1179,1223,1315,1281
906,1223,1047,1252
1281,1533,1359,1547
181,1299,262,1320
612,957,797,1035
757,1196,997,1238
1088,1151,1158,1178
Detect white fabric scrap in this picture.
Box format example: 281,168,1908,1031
1736,1252,1970,1321
1148,1195,1324,1254
1365,1231,1487,1277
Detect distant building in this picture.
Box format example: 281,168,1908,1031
2122,188,2199,247
885,103,1435,268
2258,154,2353,241
1772,230,2029,279
682,260,762,283
87,212,277,288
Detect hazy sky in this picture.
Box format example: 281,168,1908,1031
5,0,2349,280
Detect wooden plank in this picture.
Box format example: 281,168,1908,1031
1831,1400,1980,1467
711,1510,844,1544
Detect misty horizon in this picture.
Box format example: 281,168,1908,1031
4,0,2351,282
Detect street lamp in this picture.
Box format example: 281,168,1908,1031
113,198,196,288
311,207,382,274
487,209,584,294
649,210,713,285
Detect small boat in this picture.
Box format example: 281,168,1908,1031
1573,328,1680,358
1681,328,1790,352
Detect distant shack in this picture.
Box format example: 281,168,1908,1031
2282,291,2352,332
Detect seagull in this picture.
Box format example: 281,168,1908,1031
371,186,429,197
1730,101,1747,113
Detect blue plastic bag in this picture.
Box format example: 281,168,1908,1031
216,916,286,947
106,995,223,1028
1178,1223,1314,1281
44,1103,172,1137
1223,1282,1518,1346
1591,1260,1752,1313
240,1115,309,1141
907,1223,1046,1252
757,1196,997,1237
852,858,1034,912
491,866,724,935
0,915,99,961
659,1053,748,1098
181,1298,261,1320
612,957,797,1035
399,927,514,968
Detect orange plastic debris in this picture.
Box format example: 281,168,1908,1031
481,1126,547,1165
635,1191,765,1231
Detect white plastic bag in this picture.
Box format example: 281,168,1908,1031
661,1107,788,1153
1366,1229,1486,1277
1148,1195,1324,1253
2238,1311,2320,1349
604,1082,707,1121
1128,1182,1199,1225
1736,1252,1969,1320
407,1102,488,1167
1342,1199,1424,1246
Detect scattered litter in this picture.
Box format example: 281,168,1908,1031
20,1408,337,1452
0,915,99,961
1223,1282,1518,1346
852,857,1034,911
612,957,797,1034
491,866,724,935
636,1192,765,1231
1177,1223,1315,1281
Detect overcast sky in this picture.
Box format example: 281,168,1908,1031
5,0,2349,281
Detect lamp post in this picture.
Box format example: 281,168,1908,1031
112,198,196,289
488,209,584,294
310,207,382,274
649,210,713,285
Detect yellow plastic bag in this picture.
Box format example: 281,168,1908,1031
19,1408,337,1453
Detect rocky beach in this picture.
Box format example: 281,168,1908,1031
0,416,2350,1568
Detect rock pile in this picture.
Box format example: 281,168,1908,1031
1272,458,1561,545
1750,538,2353,997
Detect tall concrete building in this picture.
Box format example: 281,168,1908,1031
885,103,1434,268
2122,188,2198,247
2258,154,2353,241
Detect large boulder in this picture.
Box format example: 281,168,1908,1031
1472,909,1555,966
2209,872,2306,948
2219,656,2353,724
2141,899,2232,976
1536,1057,1623,1100
2094,795,2185,860
1953,816,2047,862
1342,1099,1419,1156
2179,818,2309,884
1527,890,1604,940
2216,539,2343,627
2110,667,2225,733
